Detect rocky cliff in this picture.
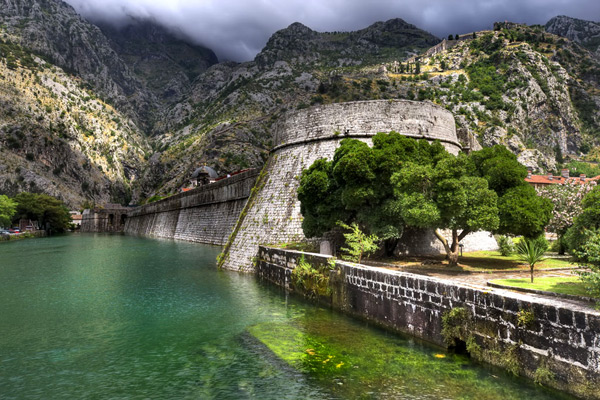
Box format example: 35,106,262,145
0,0,157,129
546,15,600,59
0,33,150,206
387,22,600,171
97,20,218,108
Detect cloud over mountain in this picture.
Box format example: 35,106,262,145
65,0,600,62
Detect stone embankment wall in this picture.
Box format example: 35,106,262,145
257,246,600,400
123,169,259,245
220,100,478,271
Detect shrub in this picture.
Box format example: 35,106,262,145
338,221,379,264
497,235,514,256
290,255,335,298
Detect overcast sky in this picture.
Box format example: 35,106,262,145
64,0,599,62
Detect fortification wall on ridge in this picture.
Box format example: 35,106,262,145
124,169,259,245
220,100,465,271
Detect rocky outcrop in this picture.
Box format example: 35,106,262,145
402,24,599,171
546,15,600,59
0,0,156,129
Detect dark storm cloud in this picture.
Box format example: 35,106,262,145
64,0,600,62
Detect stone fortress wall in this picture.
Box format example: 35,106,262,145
122,169,259,245
219,100,496,271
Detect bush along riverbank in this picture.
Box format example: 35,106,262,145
0,230,46,243
257,246,600,400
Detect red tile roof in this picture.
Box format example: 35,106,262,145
525,174,600,185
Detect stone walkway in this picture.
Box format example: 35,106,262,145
375,264,597,310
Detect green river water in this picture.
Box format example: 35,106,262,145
0,234,576,399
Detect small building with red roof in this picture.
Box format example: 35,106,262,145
525,169,600,188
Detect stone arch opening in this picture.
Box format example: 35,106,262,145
108,214,114,226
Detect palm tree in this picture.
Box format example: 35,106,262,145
516,238,546,283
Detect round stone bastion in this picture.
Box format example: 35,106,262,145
272,100,461,154
220,100,491,272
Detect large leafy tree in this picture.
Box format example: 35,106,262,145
469,145,552,238
298,132,446,255
13,192,72,233
0,195,17,228
298,135,552,266
392,153,500,265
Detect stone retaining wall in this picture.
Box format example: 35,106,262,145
123,169,259,245
257,246,600,400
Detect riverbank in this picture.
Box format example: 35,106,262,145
0,230,46,242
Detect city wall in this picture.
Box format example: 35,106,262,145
122,169,259,245
81,205,128,233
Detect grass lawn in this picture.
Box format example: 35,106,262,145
489,276,590,298
376,250,575,272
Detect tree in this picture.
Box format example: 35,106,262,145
415,61,421,74
573,229,600,306
455,34,460,40
13,192,72,233
298,137,551,267
566,186,600,254
448,34,453,40
470,145,552,238
536,181,595,253
516,238,546,283
0,195,16,228
298,133,444,255
391,154,500,265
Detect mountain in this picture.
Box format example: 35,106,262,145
0,0,157,129
255,19,439,67
144,19,440,194
1,1,600,206
145,18,600,195
546,16,600,58
0,0,156,206
381,21,600,172
0,39,150,206
97,20,218,108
